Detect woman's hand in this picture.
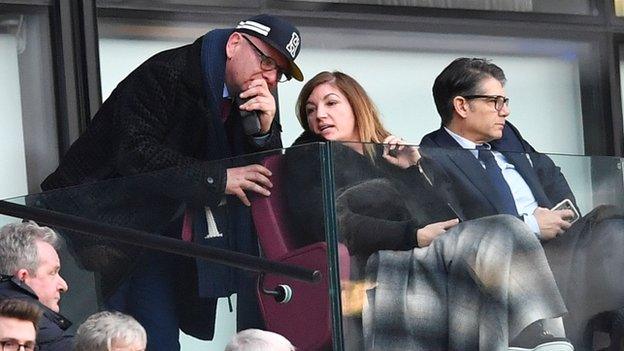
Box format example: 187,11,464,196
416,218,460,247
382,135,421,169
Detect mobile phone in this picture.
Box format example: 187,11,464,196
234,96,262,136
550,198,580,224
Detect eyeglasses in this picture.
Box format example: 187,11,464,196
1,340,37,351
241,35,290,83
462,95,510,111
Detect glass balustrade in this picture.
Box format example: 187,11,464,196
1,142,623,350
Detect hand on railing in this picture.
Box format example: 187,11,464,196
226,164,273,206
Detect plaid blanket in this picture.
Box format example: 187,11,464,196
363,215,567,351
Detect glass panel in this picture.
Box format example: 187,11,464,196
621,45,624,132
331,141,624,350
3,144,624,350
0,13,59,197
288,0,594,15
0,146,328,350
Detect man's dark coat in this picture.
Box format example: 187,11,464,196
0,277,73,351
39,29,281,338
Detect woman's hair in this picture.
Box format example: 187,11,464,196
296,71,390,157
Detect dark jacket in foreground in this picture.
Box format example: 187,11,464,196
0,277,73,351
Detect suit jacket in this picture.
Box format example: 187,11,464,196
419,122,576,220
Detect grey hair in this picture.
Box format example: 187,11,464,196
0,221,61,275
225,329,296,351
74,311,146,351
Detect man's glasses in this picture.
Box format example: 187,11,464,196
1,340,37,351
463,95,510,111
241,35,290,83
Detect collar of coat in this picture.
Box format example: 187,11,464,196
0,276,72,330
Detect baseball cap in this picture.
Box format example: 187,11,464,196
235,14,303,81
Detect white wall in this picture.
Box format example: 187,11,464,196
100,31,585,154
276,28,585,154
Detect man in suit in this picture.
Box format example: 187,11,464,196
40,14,303,351
420,57,624,349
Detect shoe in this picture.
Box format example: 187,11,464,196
609,307,624,351
510,321,574,351
590,306,624,351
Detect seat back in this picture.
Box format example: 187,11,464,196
251,154,299,259
251,153,350,350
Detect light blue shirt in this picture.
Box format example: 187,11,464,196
444,128,541,235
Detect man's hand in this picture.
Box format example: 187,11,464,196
416,218,460,247
382,135,421,169
225,164,273,206
238,79,276,134
533,207,574,240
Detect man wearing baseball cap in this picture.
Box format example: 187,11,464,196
41,14,303,351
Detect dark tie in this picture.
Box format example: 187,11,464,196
221,97,232,122
476,145,519,216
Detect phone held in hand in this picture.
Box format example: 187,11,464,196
234,96,262,136
550,198,580,224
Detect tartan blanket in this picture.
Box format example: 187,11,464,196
363,215,567,351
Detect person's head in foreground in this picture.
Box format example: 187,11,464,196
225,328,295,351
0,221,68,313
74,311,146,351
0,298,41,351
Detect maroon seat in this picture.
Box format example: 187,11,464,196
251,153,350,350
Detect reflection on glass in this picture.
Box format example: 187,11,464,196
0,144,623,350
621,45,624,132
325,142,624,350
289,0,593,15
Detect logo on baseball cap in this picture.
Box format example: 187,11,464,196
236,14,303,81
